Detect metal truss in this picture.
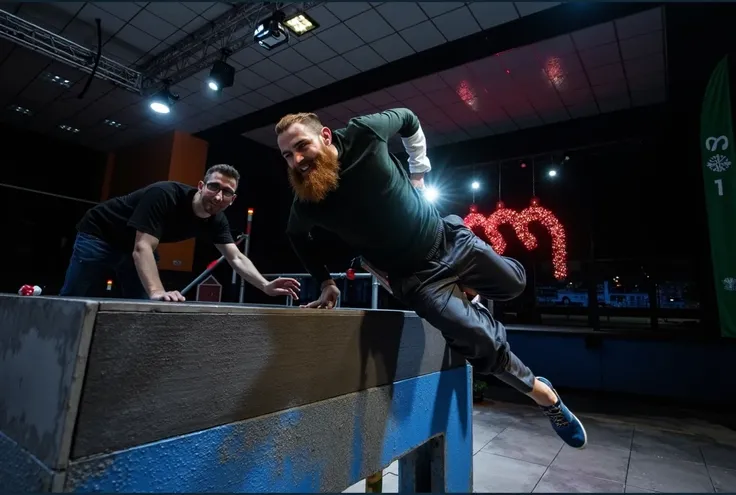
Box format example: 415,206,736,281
139,1,322,95
0,8,142,93
0,2,322,97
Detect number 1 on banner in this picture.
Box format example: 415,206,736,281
715,178,724,196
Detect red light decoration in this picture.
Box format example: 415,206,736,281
483,201,518,254
464,204,486,230
463,198,568,280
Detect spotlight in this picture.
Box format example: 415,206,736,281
283,12,319,36
471,181,480,190
149,87,179,114
207,57,235,93
254,11,289,51
424,186,439,203
548,169,558,177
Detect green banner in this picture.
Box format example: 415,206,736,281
700,55,736,338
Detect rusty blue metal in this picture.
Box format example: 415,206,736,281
63,365,473,492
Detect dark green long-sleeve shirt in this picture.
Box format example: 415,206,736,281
286,108,442,284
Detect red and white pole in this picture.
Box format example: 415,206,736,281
238,208,254,303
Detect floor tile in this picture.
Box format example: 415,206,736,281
627,452,714,493
632,427,708,463
473,451,546,493
473,420,503,454
581,417,635,451
514,415,560,438
533,466,625,493
709,467,736,493
473,409,524,430
481,426,564,466
624,485,658,493
550,443,630,483
382,472,399,492
702,442,736,470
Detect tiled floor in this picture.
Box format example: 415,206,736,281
344,399,736,493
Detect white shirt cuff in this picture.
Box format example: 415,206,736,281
401,126,431,174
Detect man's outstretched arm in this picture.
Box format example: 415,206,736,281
132,232,185,301
217,243,300,299
353,108,432,182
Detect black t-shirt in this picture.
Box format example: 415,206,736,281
286,108,442,283
78,181,234,251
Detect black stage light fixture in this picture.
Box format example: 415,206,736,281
254,11,289,51
207,59,235,92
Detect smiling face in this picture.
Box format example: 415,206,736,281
276,115,340,203
197,170,237,215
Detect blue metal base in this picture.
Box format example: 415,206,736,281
0,429,56,492
62,366,473,493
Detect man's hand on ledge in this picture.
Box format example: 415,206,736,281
300,279,340,309
150,290,186,302
263,277,301,299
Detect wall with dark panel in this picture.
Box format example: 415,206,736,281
0,123,107,294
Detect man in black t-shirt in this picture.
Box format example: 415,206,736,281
61,164,299,302
274,109,587,450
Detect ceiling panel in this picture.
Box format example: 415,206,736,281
0,3,667,152
467,2,519,30
241,7,668,151
374,3,428,31
433,6,482,42
345,8,394,43
399,20,446,52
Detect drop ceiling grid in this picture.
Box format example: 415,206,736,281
0,2,239,146
242,8,667,152
0,2,552,149
1,3,665,153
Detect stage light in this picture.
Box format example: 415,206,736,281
207,58,235,93
254,11,289,51
424,186,439,203
548,169,558,177
283,12,319,36
150,101,169,114
471,181,480,190
149,87,179,114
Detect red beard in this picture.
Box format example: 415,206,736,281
288,148,340,203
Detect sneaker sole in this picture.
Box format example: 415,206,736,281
567,409,588,449
539,377,588,449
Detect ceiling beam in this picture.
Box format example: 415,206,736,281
198,2,663,141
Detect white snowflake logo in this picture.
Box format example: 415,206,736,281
724,277,736,292
707,154,731,172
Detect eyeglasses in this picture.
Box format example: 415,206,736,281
205,182,236,198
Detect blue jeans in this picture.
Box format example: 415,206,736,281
60,233,157,299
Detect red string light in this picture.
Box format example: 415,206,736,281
484,201,518,254
464,204,487,231
462,198,568,280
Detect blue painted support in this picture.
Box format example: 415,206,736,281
1,296,472,493
64,366,473,493
0,430,58,492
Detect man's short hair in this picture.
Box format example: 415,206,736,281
205,164,240,184
275,113,324,135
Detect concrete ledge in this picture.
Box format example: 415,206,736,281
0,295,471,492
64,367,473,493
0,296,97,469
